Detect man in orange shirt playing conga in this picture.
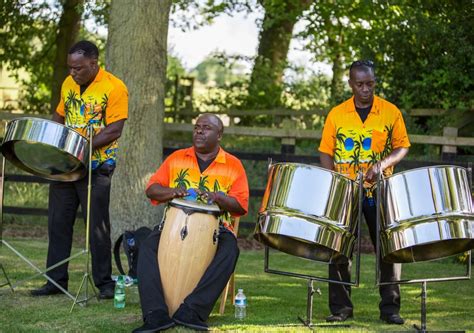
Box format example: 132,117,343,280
319,60,410,325
133,114,249,333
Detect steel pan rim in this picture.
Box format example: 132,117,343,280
383,164,467,181
2,143,87,182
381,217,474,263
255,212,356,260
269,162,359,183
4,117,88,141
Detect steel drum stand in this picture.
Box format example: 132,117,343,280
0,123,97,310
70,125,98,311
263,172,365,328
0,153,80,300
375,171,472,333
0,157,13,293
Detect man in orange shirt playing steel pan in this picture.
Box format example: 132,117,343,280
133,114,249,333
319,60,410,325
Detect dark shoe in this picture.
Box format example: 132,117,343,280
380,313,405,325
30,283,66,297
326,312,353,322
173,304,208,331
99,288,115,300
132,311,175,333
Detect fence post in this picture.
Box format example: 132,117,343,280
441,126,458,161
281,137,296,155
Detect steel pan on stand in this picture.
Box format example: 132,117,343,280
380,165,474,263
374,165,473,332
2,117,89,182
254,162,364,328
0,117,95,310
255,162,359,262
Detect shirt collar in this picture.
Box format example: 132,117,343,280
92,68,104,83
345,95,381,115
185,146,226,164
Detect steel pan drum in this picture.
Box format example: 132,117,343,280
1,117,89,181
254,163,359,262
158,199,220,316
381,166,474,263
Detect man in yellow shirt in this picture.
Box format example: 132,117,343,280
31,41,128,299
319,60,410,325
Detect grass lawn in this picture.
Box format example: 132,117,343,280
0,238,473,332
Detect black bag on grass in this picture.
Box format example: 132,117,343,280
113,227,152,279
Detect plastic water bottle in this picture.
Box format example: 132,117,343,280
114,275,126,309
235,289,247,319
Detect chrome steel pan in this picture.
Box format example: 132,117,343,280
1,117,89,181
254,163,359,262
381,165,474,263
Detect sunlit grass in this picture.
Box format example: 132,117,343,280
1,241,473,332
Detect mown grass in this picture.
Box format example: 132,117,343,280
1,237,473,332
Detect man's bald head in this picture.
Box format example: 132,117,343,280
193,114,224,154
196,114,224,134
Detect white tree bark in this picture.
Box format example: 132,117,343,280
107,0,172,238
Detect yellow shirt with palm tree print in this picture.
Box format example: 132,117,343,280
56,68,128,169
319,96,410,181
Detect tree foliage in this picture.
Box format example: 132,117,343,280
1,0,109,114
1,1,59,113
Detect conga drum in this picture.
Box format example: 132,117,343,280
2,117,89,181
254,163,359,262
381,166,474,263
158,198,221,316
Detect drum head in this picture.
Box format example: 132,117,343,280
170,198,221,215
1,118,89,182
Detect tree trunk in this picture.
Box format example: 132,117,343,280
329,46,345,106
325,18,345,107
107,0,172,238
247,0,310,109
50,0,83,114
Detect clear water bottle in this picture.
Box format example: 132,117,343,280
114,275,126,309
234,289,247,319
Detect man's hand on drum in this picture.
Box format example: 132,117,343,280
365,161,384,184
171,187,188,199
197,190,220,204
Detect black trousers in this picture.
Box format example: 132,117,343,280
328,197,401,316
137,225,239,322
45,164,115,291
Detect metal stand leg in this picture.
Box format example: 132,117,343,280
70,125,97,312
298,279,320,327
0,263,13,292
414,281,427,332
0,152,12,293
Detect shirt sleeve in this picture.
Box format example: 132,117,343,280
145,157,172,206
318,110,336,156
391,110,411,149
55,84,66,117
105,83,128,125
227,161,249,217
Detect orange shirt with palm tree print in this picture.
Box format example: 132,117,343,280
56,68,128,169
319,96,410,181
146,147,249,231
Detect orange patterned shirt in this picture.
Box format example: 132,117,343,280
56,68,128,169
146,147,249,229
319,96,410,181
